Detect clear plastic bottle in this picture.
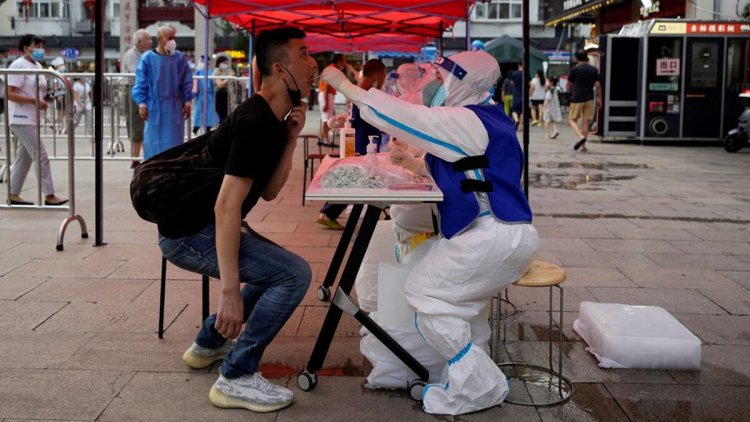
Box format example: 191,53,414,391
339,118,356,159
366,135,378,165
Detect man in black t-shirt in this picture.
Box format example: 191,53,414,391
568,49,602,152
157,27,313,413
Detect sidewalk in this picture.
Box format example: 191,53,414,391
0,109,749,421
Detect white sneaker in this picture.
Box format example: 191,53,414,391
209,373,293,413
182,341,235,369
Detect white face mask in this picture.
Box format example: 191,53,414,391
219,63,229,70
165,39,176,55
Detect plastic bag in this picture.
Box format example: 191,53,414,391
318,154,427,189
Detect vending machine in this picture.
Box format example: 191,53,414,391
599,19,750,142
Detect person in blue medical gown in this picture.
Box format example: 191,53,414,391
191,56,218,135
132,25,193,159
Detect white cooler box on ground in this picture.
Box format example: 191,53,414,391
573,301,701,370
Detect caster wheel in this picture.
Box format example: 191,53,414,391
408,380,426,401
316,286,331,302
56,244,63,251
297,371,318,392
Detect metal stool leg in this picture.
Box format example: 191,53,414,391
202,275,210,321
158,256,167,339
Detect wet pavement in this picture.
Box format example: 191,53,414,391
0,110,749,421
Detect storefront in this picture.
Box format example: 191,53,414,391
599,19,750,141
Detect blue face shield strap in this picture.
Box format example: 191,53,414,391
434,56,467,80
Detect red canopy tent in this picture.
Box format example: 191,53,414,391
191,0,474,52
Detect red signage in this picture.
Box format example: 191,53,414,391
687,22,750,34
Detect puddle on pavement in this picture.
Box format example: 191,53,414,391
535,162,650,170
530,173,637,190
531,161,644,189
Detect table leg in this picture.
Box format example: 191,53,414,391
317,204,364,301
303,205,382,375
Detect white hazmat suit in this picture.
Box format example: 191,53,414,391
323,51,538,415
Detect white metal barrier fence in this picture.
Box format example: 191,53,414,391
0,68,88,251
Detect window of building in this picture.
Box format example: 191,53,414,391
17,0,67,19
472,0,523,21
111,0,120,18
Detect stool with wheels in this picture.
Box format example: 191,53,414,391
158,256,210,339
492,260,574,406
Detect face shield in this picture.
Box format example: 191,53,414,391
428,51,500,107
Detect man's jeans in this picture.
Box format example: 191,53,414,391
159,224,312,378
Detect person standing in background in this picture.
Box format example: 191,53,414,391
191,56,218,135
568,49,602,152
213,56,235,123
529,69,546,127
317,54,347,144
122,29,152,168
131,25,192,160
6,34,67,206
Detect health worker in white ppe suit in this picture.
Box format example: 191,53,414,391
322,50,538,415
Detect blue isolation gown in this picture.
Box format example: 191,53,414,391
132,49,193,159
191,69,218,130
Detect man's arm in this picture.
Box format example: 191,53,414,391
7,86,48,109
213,174,253,340
132,54,150,120
262,104,307,200
180,57,193,119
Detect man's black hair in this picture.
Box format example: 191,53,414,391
575,49,589,62
215,55,229,66
332,53,345,66
17,34,38,51
255,27,306,78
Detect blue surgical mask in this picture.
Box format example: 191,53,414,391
31,48,45,62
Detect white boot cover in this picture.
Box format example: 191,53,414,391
422,343,509,415
416,313,509,415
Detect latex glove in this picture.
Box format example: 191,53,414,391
390,149,427,177
321,66,366,104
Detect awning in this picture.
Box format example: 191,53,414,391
305,33,433,53
192,0,473,52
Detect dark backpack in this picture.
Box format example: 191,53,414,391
130,132,224,224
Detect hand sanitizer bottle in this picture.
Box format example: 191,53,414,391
339,118,356,159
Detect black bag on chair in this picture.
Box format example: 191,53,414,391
130,132,224,225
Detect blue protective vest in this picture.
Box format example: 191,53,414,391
424,104,531,239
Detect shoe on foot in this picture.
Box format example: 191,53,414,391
8,195,33,206
574,138,587,151
316,217,344,230
551,132,559,139
44,196,69,206
209,373,293,413
183,341,235,369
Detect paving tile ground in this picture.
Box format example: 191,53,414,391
1,108,749,420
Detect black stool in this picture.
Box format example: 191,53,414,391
158,256,210,339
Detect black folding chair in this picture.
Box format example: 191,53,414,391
158,256,209,339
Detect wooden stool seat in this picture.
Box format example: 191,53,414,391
492,259,574,406
515,260,567,287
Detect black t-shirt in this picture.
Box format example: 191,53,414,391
157,94,287,238
568,63,599,103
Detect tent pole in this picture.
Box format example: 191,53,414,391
248,19,255,96
438,21,444,56
202,0,210,135
465,0,471,51
522,0,530,198
94,0,105,246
